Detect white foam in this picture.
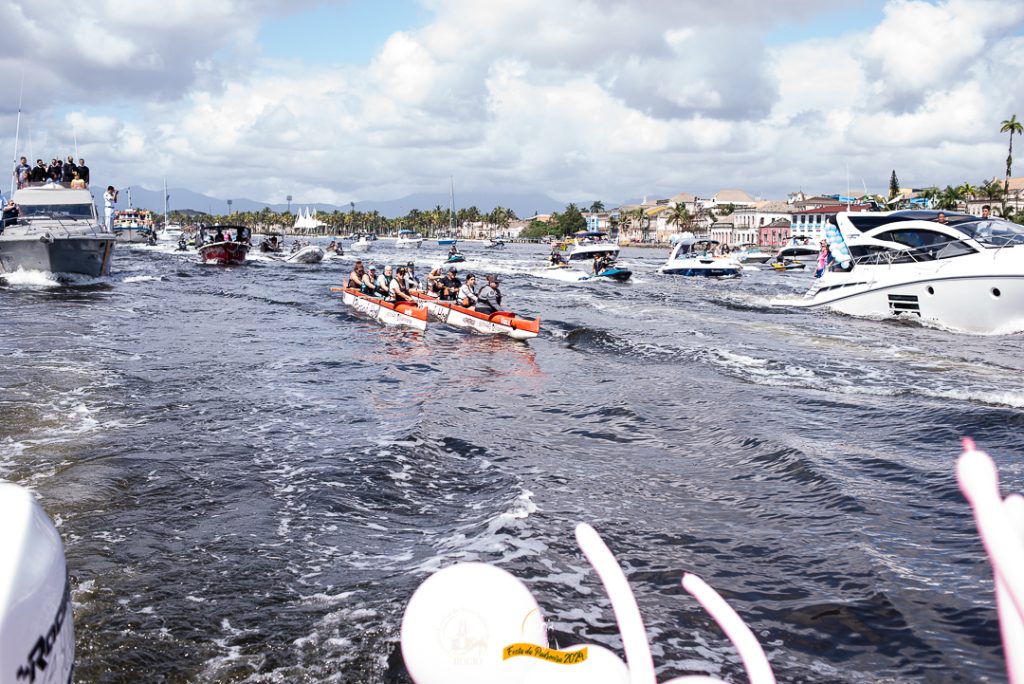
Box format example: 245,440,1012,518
122,275,162,283
1,268,63,287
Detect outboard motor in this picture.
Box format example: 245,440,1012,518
0,483,74,684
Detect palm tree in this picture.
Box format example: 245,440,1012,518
1000,115,1023,209
589,201,605,213
938,185,963,211
958,182,977,212
631,206,647,242
919,186,941,209
665,202,691,235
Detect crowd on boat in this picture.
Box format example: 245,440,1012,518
346,261,504,314
12,155,90,189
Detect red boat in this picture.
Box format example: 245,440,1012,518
198,240,249,265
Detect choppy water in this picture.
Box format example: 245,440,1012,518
1,238,1022,683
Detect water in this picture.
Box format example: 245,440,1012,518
1,239,1021,683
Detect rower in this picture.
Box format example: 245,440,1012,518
376,265,396,297
348,260,368,290
438,267,461,301
427,266,444,293
457,274,479,308
475,274,502,314
405,262,420,291
389,267,415,303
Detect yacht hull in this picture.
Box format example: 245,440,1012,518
0,235,115,277
790,274,1024,334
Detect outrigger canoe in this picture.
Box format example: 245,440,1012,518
412,292,540,340
331,287,428,331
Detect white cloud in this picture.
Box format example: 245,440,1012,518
6,0,1024,207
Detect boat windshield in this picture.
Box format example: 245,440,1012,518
955,219,1024,246
21,203,94,220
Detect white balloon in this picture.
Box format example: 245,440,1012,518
401,562,547,684
508,643,630,684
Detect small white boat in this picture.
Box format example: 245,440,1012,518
658,237,742,277
395,229,423,249
775,235,819,264
0,482,75,684
734,243,772,263
349,235,373,253
772,212,1024,334
558,231,619,263
279,244,324,264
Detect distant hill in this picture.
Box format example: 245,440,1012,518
121,186,579,219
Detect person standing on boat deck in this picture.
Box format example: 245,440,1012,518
438,267,461,301
475,275,502,314
61,157,76,183
457,274,479,308
814,240,833,278
981,205,991,219
30,159,47,184
389,267,416,303
13,157,30,188
103,186,118,231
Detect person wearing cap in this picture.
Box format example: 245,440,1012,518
404,262,420,291
457,274,479,308
476,274,502,314
438,267,461,301
389,266,415,303
426,266,444,294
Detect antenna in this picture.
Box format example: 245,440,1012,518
11,70,25,195
72,123,79,160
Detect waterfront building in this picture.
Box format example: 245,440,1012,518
790,204,872,240
759,218,792,247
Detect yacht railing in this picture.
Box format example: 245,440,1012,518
851,238,976,266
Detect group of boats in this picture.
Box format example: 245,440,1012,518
332,286,541,340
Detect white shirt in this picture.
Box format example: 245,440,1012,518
103,190,116,213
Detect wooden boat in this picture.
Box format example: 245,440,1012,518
412,292,540,340
331,287,428,330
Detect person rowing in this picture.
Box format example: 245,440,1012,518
457,273,479,308
438,267,461,301
476,274,502,314
389,266,416,303
348,260,370,291
375,264,396,297
427,266,444,294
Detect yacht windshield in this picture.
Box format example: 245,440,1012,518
21,203,94,220
955,219,1024,246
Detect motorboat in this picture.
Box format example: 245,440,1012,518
484,238,506,249
197,225,249,265
0,185,115,277
734,243,772,263
349,234,373,253
0,482,75,684
437,237,457,246
558,231,620,263
331,286,428,330
111,207,155,243
772,213,1024,334
774,235,819,264
412,292,540,340
395,229,423,249
279,244,324,264
658,237,742,277
584,266,632,282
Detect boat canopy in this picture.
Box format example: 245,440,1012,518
574,231,608,238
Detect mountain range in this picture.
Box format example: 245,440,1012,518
120,186,583,219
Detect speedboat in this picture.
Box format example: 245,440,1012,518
197,225,249,265
775,235,819,264
0,185,115,277
395,229,423,249
560,231,619,263
0,482,75,684
280,244,324,264
437,237,457,246
658,237,742,277
734,243,772,263
331,286,428,330
349,234,373,253
772,213,1024,334
111,207,155,243
412,292,540,340
484,238,506,249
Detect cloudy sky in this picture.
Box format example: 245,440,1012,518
3,0,1024,207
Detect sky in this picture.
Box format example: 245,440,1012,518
3,0,1024,208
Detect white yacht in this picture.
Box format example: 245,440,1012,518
773,211,1024,334
774,235,819,263
395,229,423,249
734,243,773,264
561,231,620,263
0,185,115,277
658,237,742,277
